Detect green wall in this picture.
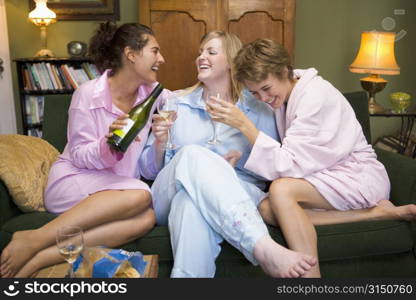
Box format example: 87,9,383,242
6,0,416,141
295,0,416,141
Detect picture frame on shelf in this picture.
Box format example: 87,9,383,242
28,0,120,21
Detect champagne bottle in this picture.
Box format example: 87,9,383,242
108,83,164,152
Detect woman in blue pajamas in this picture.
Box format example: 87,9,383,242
139,31,317,277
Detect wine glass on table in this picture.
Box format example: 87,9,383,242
205,92,221,145
157,92,179,150
56,225,84,278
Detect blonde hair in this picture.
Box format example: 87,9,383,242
234,39,294,83
185,31,243,104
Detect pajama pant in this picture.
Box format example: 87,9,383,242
151,145,269,277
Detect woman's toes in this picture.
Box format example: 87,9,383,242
289,268,301,278
307,255,317,265
295,264,307,276
299,260,312,271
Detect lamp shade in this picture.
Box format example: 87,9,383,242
29,0,56,26
349,31,400,75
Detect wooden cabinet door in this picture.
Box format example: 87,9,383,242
227,0,295,60
138,0,295,90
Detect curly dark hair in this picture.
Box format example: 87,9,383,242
88,22,154,75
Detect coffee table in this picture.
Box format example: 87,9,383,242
34,254,158,278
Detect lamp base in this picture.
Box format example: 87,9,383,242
360,75,387,114
368,98,386,114
35,48,55,58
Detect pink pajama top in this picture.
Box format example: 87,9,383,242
245,68,390,210
44,70,169,214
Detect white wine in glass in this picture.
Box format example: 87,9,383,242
206,92,221,145
56,226,84,278
157,92,179,150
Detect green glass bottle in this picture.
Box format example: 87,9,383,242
107,83,164,152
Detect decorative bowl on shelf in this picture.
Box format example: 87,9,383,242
390,92,411,113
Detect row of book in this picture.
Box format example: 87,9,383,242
25,95,44,126
22,62,100,92
28,128,42,138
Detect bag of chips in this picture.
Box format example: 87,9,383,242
73,247,147,278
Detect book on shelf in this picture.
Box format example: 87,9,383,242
21,61,100,92
25,96,44,125
27,127,42,138
60,64,78,89
16,58,102,136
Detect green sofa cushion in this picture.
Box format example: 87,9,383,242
2,212,413,265
2,212,56,233
315,220,414,261
42,94,71,153
376,148,416,206
269,221,414,262
120,226,172,261
0,180,21,227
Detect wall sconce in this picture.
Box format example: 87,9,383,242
28,0,56,57
349,31,400,113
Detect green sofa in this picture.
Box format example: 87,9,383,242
1,91,415,277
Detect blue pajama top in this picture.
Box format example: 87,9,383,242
139,87,280,191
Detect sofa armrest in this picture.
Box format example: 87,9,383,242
375,148,416,206
0,180,22,227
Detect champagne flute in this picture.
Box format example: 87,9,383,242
205,92,221,145
56,226,84,278
157,92,179,150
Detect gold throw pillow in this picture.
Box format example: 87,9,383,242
0,134,59,212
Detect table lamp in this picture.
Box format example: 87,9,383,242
349,31,400,113
28,0,56,57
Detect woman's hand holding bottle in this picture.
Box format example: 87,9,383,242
106,114,142,143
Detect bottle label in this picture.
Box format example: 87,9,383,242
113,118,135,139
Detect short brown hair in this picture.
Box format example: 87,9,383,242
234,39,293,83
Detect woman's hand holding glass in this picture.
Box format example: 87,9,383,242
206,97,246,130
206,97,260,145
154,93,178,150
204,93,223,145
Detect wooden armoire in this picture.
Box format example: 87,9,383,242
138,0,295,90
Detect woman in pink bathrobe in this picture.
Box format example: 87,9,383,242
206,39,416,277
0,22,167,278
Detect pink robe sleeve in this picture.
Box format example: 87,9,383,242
245,87,358,180
67,92,123,170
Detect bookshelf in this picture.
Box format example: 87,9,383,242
14,57,100,137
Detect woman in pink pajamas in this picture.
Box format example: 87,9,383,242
206,38,416,277
0,22,167,278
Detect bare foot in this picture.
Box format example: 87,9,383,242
0,260,13,278
376,200,416,222
253,236,317,278
0,230,42,278
15,255,43,278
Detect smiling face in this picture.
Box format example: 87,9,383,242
128,35,165,84
244,73,296,109
196,37,230,85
